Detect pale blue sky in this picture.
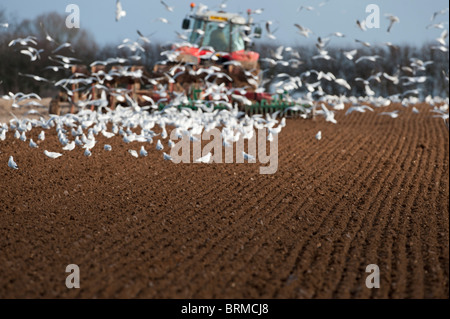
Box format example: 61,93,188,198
1,0,448,47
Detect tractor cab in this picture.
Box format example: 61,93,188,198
179,4,262,70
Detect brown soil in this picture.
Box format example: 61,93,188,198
0,103,448,298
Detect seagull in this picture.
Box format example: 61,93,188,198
20,47,43,61
116,0,127,22
104,144,112,151
163,152,173,161
334,78,351,90
329,32,345,38
315,131,322,141
8,156,18,170
196,152,212,163
52,42,72,54
242,151,256,161
265,21,277,40
355,39,371,47
356,20,367,31
345,105,374,115
29,139,38,148
38,131,45,141
431,8,449,21
19,73,50,83
160,0,174,12
155,17,169,24
426,22,448,30
383,72,400,85
294,24,313,38
342,49,358,60
385,14,400,32
298,6,314,12
379,110,400,118
431,45,448,52
137,30,151,44
8,36,37,47
355,55,382,64
436,29,448,46
44,150,63,159
156,140,164,150
128,149,139,158
84,149,92,157
140,146,148,157
63,141,76,151
320,104,337,124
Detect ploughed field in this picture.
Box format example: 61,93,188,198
0,103,448,298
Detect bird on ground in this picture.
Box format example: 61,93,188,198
84,149,92,157
29,139,38,148
128,149,139,158
63,141,75,151
315,131,322,140
196,152,212,163
104,144,112,151
38,131,45,141
242,151,256,161
44,150,63,159
156,140,164,150
163,152,173,161
8,156,18,170
140,146,148,157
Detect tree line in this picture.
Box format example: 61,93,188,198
0,10,448,98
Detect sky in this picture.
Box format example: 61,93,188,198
1,0,449,48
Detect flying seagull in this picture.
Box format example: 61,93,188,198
116,0,127,22
385,14,400,32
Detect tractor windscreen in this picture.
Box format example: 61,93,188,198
191,20,246,53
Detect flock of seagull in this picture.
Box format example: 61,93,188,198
1,1,449,171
